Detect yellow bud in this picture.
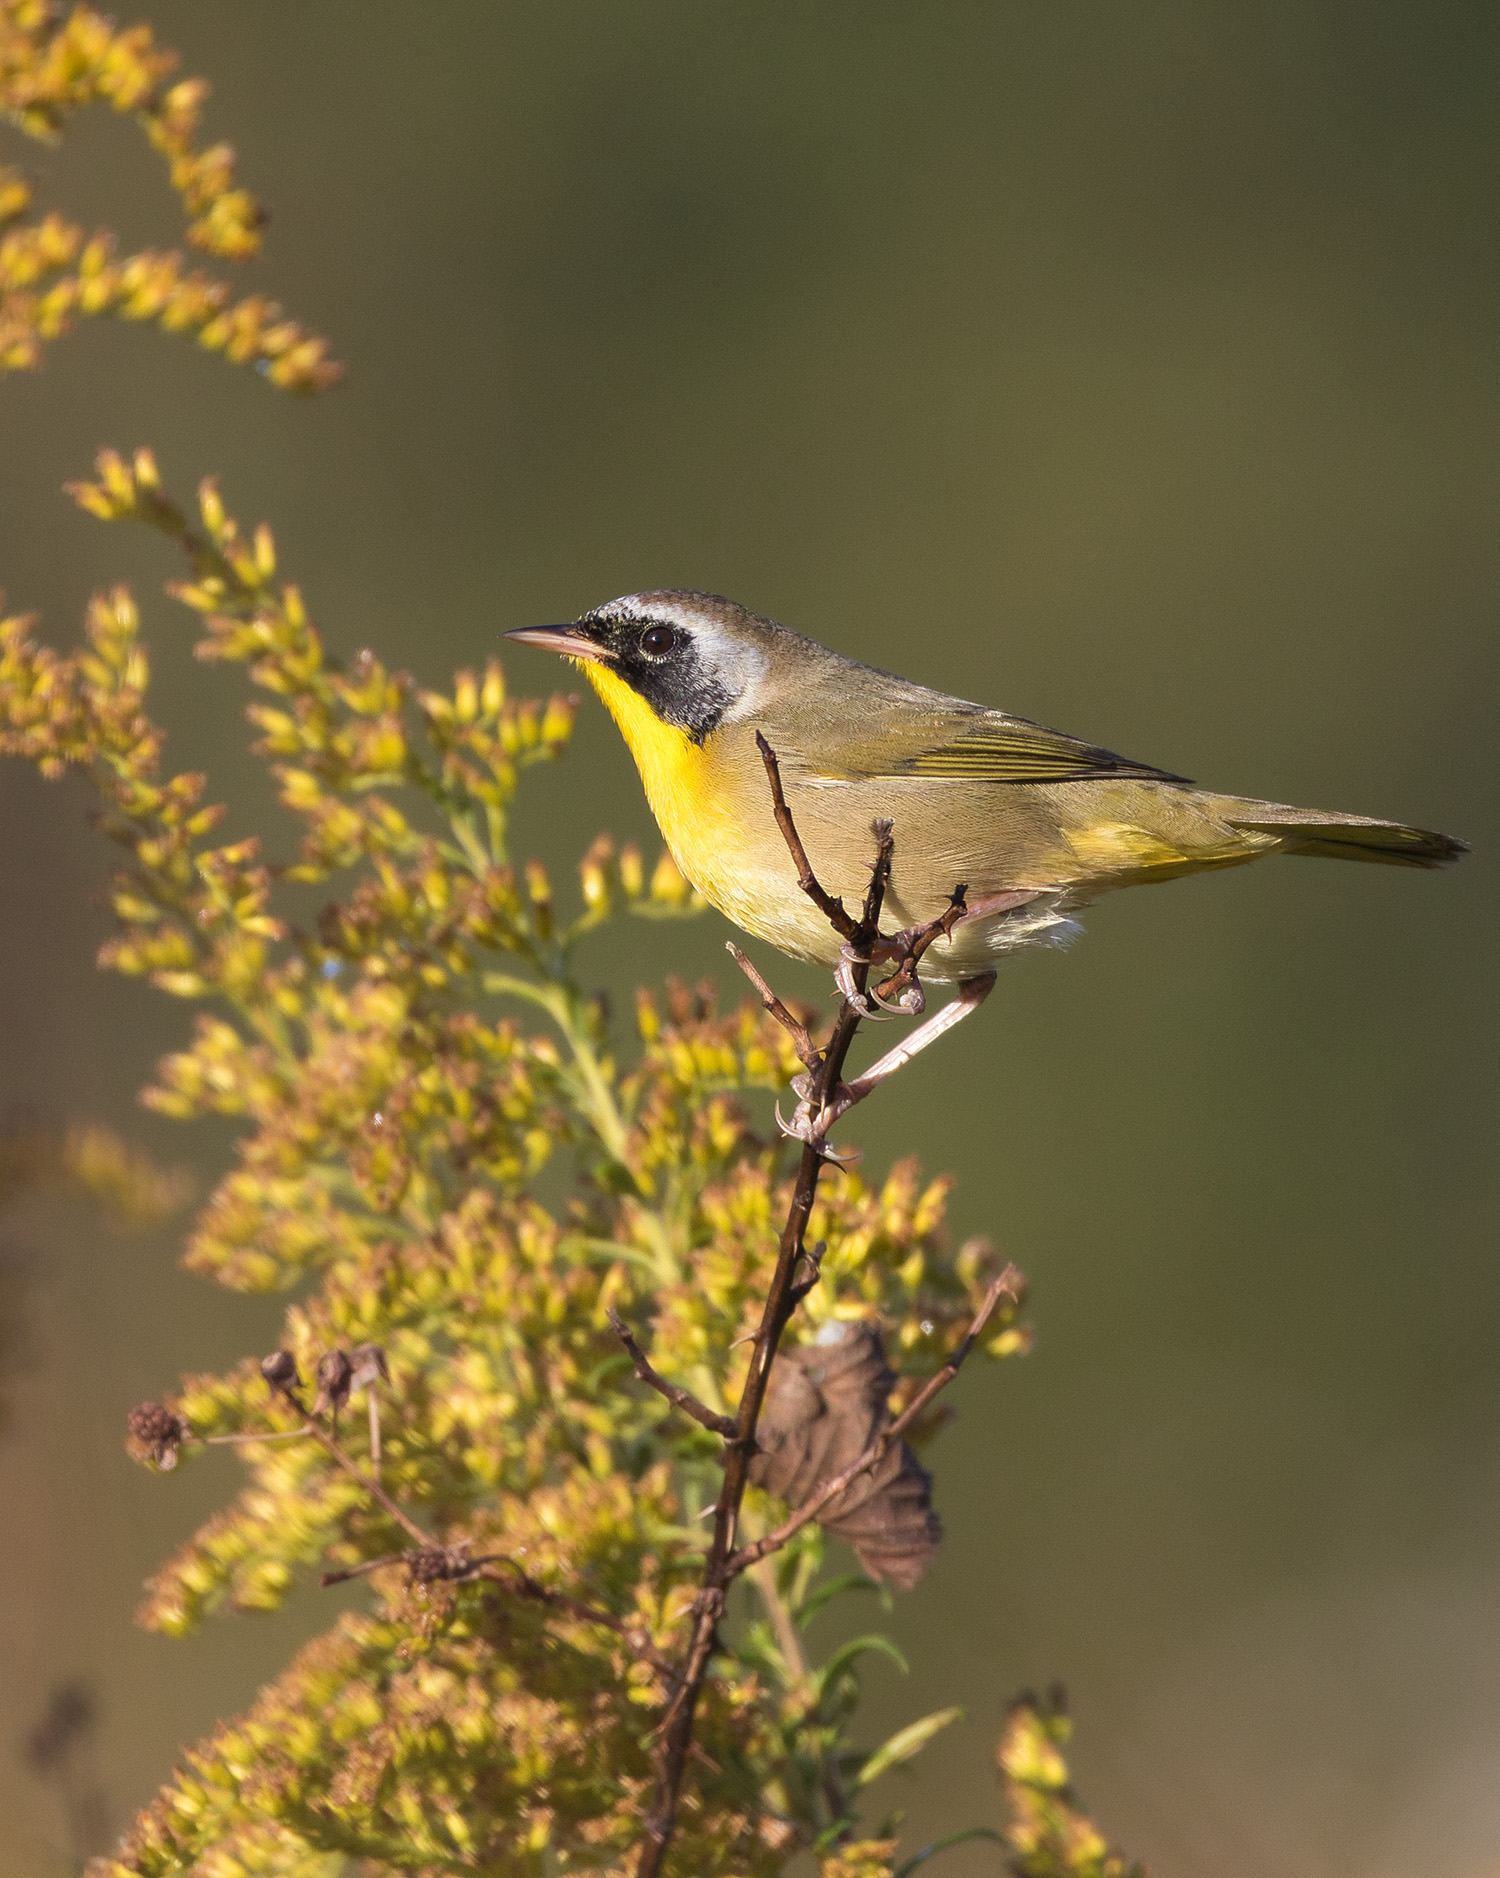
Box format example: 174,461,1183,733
99,449,133,506
579,857,609,912
649,848,690,905
198,477,225,537
619,842,644,898
540,693,575,745
579,834,615,912
997,1708,1070,1789
985,1325,1033,1360
0,168,31,225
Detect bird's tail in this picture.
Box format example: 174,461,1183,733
1211,796,1468,868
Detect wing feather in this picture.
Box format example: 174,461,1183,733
807,707,1188,786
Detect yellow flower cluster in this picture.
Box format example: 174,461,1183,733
0,1118,190,1224
0,2,337,386
998,1694,1144,1878
1,449,1036,1873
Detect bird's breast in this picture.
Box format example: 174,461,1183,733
583,668,834,957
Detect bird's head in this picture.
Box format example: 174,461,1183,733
506,590,781,746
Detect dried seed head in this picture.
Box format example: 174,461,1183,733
407,1545,467,1584
313,1348,354,1417
127,1401,186,1470
349,1342,389,1391
259,1349,302,1396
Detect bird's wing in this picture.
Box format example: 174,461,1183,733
803,704,1190,786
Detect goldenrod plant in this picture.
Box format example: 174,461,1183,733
1,0,338,386
1,9,1143,1875
995,1694,1146,1878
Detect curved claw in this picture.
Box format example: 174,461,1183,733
815,1139,861,1166
870,975,926,1017
784,1080,857,1124
774,1099,811,1143
834,954,868,1007
835,953,901,1018
773,1101,860,1163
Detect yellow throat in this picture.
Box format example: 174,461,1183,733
576,660,720,865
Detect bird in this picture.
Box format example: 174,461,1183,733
505,591,1466,990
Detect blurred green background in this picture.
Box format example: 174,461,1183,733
1,3,1495,1872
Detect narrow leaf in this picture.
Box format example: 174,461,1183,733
894,1825,1006,1876
855,1705,965,1789
796,1570,879,1629
812,1634,909,1706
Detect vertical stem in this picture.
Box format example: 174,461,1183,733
633,957,876,1876
748,1558,850,1834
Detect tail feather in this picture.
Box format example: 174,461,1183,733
1215,797,1468,869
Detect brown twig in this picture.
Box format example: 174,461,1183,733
476,1558,674,1673
260,1360,432,1550
608,1309,739,1439
726,1265,1024,1575
872,884,969,1008
203,1428,308,1445
633,749,893,1878
755,729,860,940
255,1358,676,1682
725,940,818,1071
318,1545,672,1673
318,1551,405,1587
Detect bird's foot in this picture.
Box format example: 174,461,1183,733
774,1096,860,1162
836,930,932,1016
835,942,907,1017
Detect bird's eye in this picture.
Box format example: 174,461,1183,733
640,624,677,656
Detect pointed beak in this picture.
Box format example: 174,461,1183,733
503,625,614,663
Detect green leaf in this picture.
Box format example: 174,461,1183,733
776,1520,824,1607
795,1570,878,1630
893,1825,1006,1876
735,1618,789,1683
811,1634,909,1707
854,1705,965,1789
812,1816,861,1855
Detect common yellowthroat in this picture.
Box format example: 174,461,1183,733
506,592,1465,984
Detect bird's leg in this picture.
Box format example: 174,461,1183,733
834,936,908,1017
835,882,975,1017
782,971,997,1143
837,886,1038,1018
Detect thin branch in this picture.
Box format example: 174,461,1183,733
608,1309,738,1439
317,1546,673,1673
477,1557,674,1672
319,1551,406,1587
747,1556,852,1832
255,1362,676,1682
261,1369,432,1551
203,1428,309,1445
725,940,818,1070
754,729,859,939
633,745,892,1878
726,1265,1023,1575
871,883,969,1008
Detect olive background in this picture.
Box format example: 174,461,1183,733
1,4,1496,1872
